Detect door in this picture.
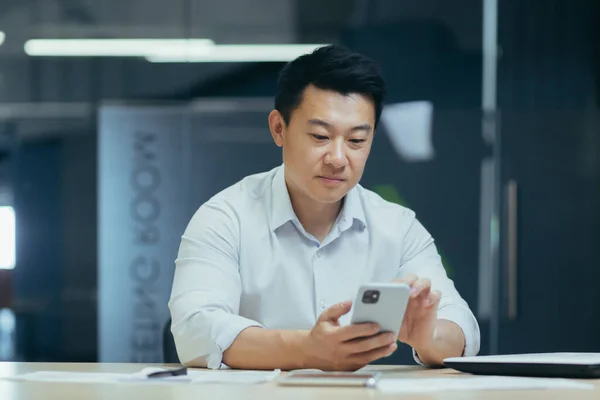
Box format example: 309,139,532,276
498,110,600,354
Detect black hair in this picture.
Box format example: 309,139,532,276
274,44,386,127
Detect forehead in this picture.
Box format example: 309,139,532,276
294,85,375,127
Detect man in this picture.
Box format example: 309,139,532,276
169,44,480,371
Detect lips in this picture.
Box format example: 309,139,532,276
319,176,345,181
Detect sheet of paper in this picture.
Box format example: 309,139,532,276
380,101,435,162
7,371,136,383
186,369,281,384
377,376,594,393
445,352,600,365
5,368,281,385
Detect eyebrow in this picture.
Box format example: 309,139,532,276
308,118,372,133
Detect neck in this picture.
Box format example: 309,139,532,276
285,180,342,243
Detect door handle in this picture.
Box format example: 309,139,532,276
505,180,518,320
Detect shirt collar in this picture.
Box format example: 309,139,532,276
270,165,367,232
338,184,367,232
270,165,297,231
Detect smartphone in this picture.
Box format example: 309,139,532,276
277,370,381,387
349,282,411,337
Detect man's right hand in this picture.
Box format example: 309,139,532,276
300,300,398,371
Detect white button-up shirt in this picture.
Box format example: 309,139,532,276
169,165,480,369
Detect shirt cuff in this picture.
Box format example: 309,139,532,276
206,315,264,369
412,305,480,365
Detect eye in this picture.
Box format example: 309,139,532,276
349,139,366,144
311,134,329,141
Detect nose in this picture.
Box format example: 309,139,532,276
324,137,349,169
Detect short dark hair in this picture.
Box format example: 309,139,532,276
274,44,386,127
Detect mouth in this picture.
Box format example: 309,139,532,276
318,176,346,184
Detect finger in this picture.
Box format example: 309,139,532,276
344,332,397,355
394,273,418,286
415,285,432,302
319,300,352,323
350,342,398,365
410,278,432,298
426,290,441,307
336,322,380,342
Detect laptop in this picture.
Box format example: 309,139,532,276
444,353,600,379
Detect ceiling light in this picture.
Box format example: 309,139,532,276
0,31,5,47
0,206,15,270
24,38,214,57
146,44,327,63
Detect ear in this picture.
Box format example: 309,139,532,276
268,110,285,147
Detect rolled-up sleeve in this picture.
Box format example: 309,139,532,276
168,200,262,369
396,214,481,364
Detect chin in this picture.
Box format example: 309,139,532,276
309,187,348,204
315,194,345,204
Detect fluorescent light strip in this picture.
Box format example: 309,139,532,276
0,31,5,47
146,44,327,63
0,206,15,270
22,39,326,62
24,38,214,57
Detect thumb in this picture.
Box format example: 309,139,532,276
319,300,353,322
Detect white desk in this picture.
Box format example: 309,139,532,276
0,362,598,400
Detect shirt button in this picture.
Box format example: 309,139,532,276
319,301,326,310
316,251,321,258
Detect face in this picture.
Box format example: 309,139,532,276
269,84,375,205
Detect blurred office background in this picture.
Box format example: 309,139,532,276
0,0,598,364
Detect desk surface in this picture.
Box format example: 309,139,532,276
0,363,599,400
